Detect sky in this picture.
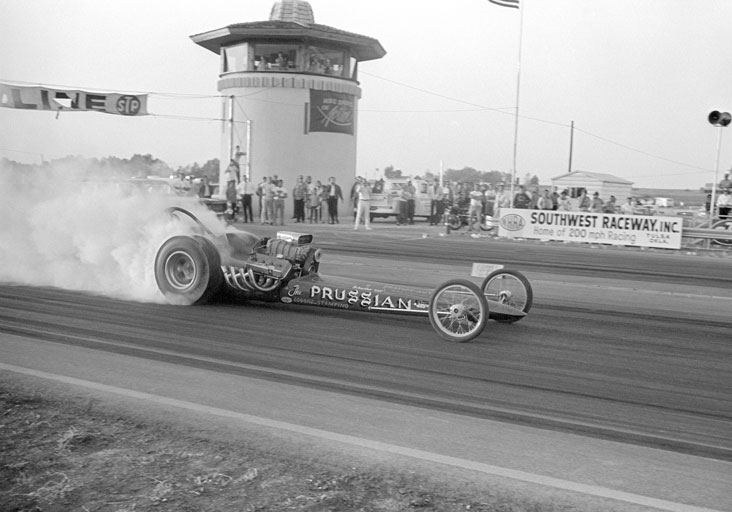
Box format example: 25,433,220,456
1,0,731,189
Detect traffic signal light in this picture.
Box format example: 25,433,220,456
708,111,731,127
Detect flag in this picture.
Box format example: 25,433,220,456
488,0,519,8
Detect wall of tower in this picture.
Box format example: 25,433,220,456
218,73,362,219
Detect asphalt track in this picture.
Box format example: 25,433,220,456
1,222,731,511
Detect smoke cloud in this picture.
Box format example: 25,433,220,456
0,161,224,303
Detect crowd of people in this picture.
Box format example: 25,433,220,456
231,174,345,226
510,185,624,214
178,158,722,231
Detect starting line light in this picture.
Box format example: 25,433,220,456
708,110,731,127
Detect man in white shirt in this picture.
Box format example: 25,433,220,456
468,188,485,233
353,177,373,230
237,175,253,223
717,189,732,219
620,197,635,215
494,184,509,217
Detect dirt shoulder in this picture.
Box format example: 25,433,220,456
0,373,630,512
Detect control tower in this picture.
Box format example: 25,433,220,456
191,0,386,214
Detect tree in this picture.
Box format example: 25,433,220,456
200,159,220,181
445,166,482,183
383,165,402,179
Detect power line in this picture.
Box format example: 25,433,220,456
2,76,717,176
360,71,714,174
0,78,220,99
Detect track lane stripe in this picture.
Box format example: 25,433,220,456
0,362,723,512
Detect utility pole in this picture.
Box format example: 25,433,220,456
708,110,731,225
568,120,574,173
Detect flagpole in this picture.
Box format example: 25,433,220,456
508,0,525,207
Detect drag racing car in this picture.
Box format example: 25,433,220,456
154,207,532,342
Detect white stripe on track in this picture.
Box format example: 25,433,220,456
0,362,724,512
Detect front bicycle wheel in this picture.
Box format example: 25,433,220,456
429,279,488,342
481,269,532,323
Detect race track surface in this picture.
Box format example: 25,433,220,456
1,224,731,511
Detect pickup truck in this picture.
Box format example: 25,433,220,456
367,178,433,221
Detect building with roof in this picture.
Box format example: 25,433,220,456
551,170,633,202
191,0,386,217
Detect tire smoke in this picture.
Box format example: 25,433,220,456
0,161,222,303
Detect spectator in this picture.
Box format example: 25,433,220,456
406,180,417,224
308,180,322,223
173,172,190,196
431,180,447,225
319,182,330,223
353,177,373,230
483,184,496,217
620,197,635,215
468,187,485,233
590,192,604,213
429,179,441,226
234,145,246,172
292,175,307,223
558,191,573,211
603,195,617,214
373,178,384,193
494,184,510,217
719,173,732,192
513,185,531,209
537,189,554,210
225,180,237,223
717,189,732,219
197,176,213,198
184,176,195,196
237,175,254,223
223,159,239,184
257,176,268,223
273,179,287,225
276,52,287,69
396,184,409,226
551,187,560,211
349,178,360,220
529,188,541,210
577,190,591,211
263,177,275,225
326,176,343,224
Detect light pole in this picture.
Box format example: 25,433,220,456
708,110,731,225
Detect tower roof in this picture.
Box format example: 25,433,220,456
191,2,385,62
269,0,315,25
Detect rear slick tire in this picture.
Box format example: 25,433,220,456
155,236,222,305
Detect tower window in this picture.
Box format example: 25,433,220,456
222,43,249,73
253,44,297,71
305,46,346,76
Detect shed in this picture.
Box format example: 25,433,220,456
551,170,633,202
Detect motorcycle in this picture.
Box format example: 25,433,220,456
444,204,497,232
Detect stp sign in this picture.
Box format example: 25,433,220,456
116,95,142,116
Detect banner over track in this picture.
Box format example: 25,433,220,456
0,83,148,116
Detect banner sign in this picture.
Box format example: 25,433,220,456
497,208,683,249
0,83,148,116
309,89,354,135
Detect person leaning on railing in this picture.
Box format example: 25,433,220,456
717,189,732,219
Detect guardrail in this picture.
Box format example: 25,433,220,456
682,226,732,250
